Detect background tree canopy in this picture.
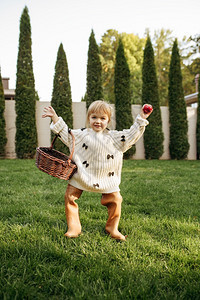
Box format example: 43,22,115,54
99,29,200,105
99,30,145,104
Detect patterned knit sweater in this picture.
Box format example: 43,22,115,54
50,115,149,193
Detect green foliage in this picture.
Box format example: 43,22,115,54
114,39,135,158
182,58,200,95
0,159,200,299
142,36,164,159
100,30,145,104
189,34,200,53
121,33,145,104
0,71,7,157
15,6,37,159
100,29,198,106
51,43,73,154
81,93,87,102
168,39,190,159
152,29,173,105
99,29,119,103
180,35,200,96
152,31,199,104
86,30,103,109
196,75,200,159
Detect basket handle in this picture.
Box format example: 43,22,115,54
50,129,75,162
50,134,59,150
68,129,75,161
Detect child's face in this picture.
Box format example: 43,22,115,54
89,111,109,132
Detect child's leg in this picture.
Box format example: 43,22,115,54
101,192,126,241
64,184,83,238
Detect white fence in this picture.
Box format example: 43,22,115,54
4,100,197,160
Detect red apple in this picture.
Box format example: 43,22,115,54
143,104,153,114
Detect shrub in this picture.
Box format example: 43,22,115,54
114,39,135,159
86,30,103,109
15,6,37,158
51,43,73,154
142,36,164,159
0,71,7,157
168,39,189,159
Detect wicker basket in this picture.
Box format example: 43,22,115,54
36,130,77,180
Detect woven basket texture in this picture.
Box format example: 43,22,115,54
36,147,77,180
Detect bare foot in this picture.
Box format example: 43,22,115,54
105,228,127,241
64,231,81,238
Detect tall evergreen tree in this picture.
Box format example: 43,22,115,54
0,71,7,157
86,30,103,108
114,39,135,158
99,30,145,104
15,6,37,158
196,75,200,159
142,36,164,159
51,43,73,154
168,39,189,159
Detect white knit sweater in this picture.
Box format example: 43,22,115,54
50,115,149,193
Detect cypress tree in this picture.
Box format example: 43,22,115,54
51,43,73,154
168,39,189,159
15,6,37,158
142,36,164,159
0,71,7,157
196,75,200,159
86,30,103,109
114,39,135,158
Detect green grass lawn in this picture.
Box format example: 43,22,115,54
0,159,199,300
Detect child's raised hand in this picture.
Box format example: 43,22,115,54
42,106,59,123
42,106,56,118
140,104,153,119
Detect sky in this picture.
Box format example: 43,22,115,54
0,0,200,102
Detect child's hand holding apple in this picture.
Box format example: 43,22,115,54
140,104,153,119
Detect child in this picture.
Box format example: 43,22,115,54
42,100,152,241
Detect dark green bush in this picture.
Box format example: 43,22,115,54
86,30,103,109
15,6,37,159
168,39,189,159
0,71,7,157
51,43,73,154
142,36,164,159
114,39,135,159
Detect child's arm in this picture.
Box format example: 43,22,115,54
42,106,72,148
110,104,153,153
42,106,59,124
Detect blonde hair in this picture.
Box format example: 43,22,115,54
86,100,112,127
